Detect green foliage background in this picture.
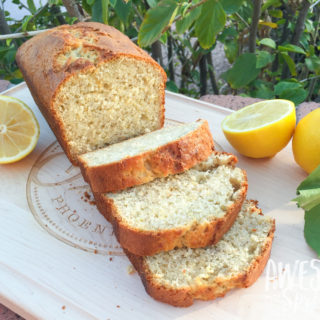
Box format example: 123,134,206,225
1,0,320,105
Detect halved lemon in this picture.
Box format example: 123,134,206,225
0,95,39,164
221,99,296,158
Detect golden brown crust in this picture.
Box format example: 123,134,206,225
93,164,248,256
125,214,275,307
16,22,166,165
79,120,214,193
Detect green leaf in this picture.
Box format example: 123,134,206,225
224,40,238,64
176,6,201,34
256,50,275,68
274,81,301,96
166,80,179,92
295,188,320,211
218,26,238,42
280,52,296,76
304,204,320,257
92,0,109,24
305,56,320,75
138,0,178,47
109,0,117,7
223,53,260,89
279,87,307,105
269,9,282,18
4,48,16,64
253,83,275,99
21,15,33,32
220,0,244,14
82,0,92,14
159,31,167,44
259,38,276,49
87,0,96,5
297,165,320,192
261,0,281,12
195,0,226,49
278,44,306,55
114,0,132,24
27,0,36,14
146,0,157,8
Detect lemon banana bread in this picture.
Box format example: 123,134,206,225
79,119,214,193
125,200,275,307
94,152,248,256
16,22,167,165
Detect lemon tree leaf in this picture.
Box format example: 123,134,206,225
114,0,132,23
195,0,226,49
294,166,320,257
176,6,201,34
146,0,157,7
256,50,274,68
274,81,301,96
92,0,109,24
259,38,276,49
27,0,37,14
278,44,306,55
280,52,296,76
223,53,260,89
279,87,307,105
138,0,178,47
220,0,244,14
306,56,320,75
304,204,320,257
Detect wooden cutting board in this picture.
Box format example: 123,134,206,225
0,83,319,320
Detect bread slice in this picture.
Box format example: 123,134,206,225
16,22,166,165
125,200,275,307
94,152,248,256
78,119,214,193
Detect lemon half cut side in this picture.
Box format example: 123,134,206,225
221,99,296,158
0,95,39,164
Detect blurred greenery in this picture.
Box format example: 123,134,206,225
1,0,319,104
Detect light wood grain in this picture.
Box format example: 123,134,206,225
0,83,319,320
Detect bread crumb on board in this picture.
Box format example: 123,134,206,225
127,265,136,275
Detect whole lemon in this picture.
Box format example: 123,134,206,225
292,108,320,173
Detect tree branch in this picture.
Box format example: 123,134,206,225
249,0,262,53
281,0,311,79
0,9,11,35
167,33,175,81
15,3,49,32
151,41,163,66
199,55,207,96
206,53,219,94
62,0,86,22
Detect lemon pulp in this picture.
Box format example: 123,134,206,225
222,99,296,158
0,95,39,164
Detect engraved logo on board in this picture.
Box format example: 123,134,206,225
26,141,123,255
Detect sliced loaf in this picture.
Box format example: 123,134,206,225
79,119,214,193
94,152,248,256
125,200,275,307
16,22,166,165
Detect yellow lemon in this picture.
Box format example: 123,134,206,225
221,99,296,158
0,95,39,164
292,108,320,174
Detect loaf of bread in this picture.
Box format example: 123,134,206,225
79,119,214,193
16,22,167,165
94,152,248,256
125,200,275,307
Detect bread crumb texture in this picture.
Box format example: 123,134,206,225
80,120,202,165
54,54,164,156
145,201,273,288
107,152,245,230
